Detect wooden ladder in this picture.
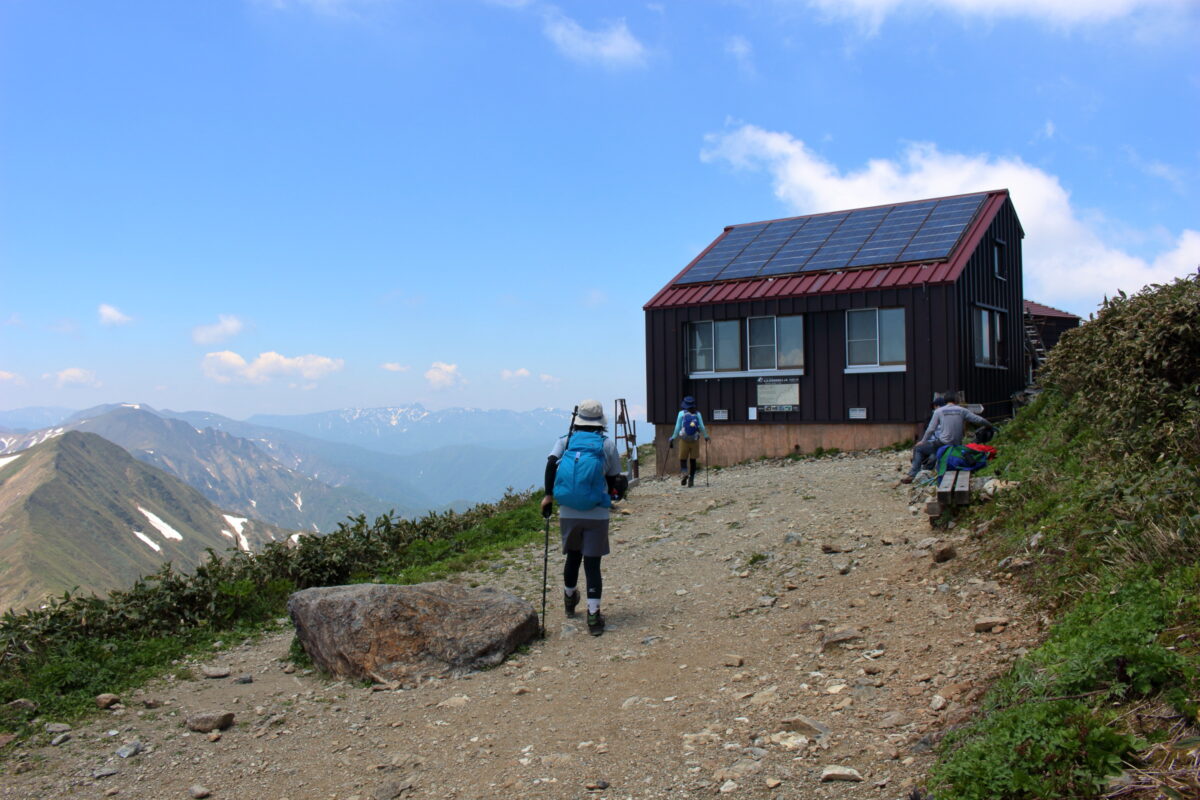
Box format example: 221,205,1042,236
1023,308,1048,368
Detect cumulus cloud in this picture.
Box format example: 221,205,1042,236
98,304,132,326
541,8,647,68
192,314,245,344
501,367,532,380
539,373,561,384
725,35,755,75
0,370,25,386
425,362,464,389
701,124,1200,315
381,362,411,372
201,351,344,384
801,0,1191,31
44,367,100,388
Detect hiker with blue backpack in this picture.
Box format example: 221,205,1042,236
668,396,710,487
901,394,994,483
540,399,622,636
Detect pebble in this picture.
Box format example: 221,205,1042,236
186,711,235,733
44,723,72,734
189,785,211,799
116,741,142,758
50,733,71,746
820,765,864,782
201,666,231,679
974,616,1010,632
584,779,609,790
95,693,120,709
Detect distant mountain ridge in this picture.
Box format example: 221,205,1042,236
1,405,416,532
0,431,290,612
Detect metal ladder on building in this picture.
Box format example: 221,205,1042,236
612,399,639,485
1023,308,1048,376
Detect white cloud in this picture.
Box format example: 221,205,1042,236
0,370,25,386
725,35,755,75
98,304,132,326
192,314,245,344
201,350,344,384
539,373,561,384
425,361,464,389
541,8,647,68
801,0,1192,30
501,367,532,380
381,362,411,372
44,367,100,388
701,124,1200,315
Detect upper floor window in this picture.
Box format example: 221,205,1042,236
688,315,804,377
845,307,905,373
992,239,1006,279
974,306,1006,367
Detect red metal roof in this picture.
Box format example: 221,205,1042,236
1024,299,1079,319
645,190,1010,310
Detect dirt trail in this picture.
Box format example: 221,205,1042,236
2,452,1033,800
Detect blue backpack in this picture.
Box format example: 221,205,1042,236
680,411,701,441
553,430,611,511
934,444,988,477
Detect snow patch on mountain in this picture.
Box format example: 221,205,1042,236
133,530,163,552
138,506,183,541
221,514,250,551
0,453,21,469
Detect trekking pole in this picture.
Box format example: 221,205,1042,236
540,405,578,639
539,514,550,639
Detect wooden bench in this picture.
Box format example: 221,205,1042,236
925,470,972,522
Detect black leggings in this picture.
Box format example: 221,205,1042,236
563,551,603,600
679,459,697,477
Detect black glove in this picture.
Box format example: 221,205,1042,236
668,439,674,450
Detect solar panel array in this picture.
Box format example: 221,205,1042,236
675,193,988,286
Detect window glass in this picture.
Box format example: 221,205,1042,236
878,308,906,365
846,309,878,367
714,320,741,371
689,322,713,372
747,317,776,369
993,242,1004,278
974,307,1005,366
776,316,804,369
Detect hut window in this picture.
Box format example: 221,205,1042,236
748,315,804,370
688,320,740,373
747,317,776,369
846,308,906,372
974,306,1006,367
992,239,1006,279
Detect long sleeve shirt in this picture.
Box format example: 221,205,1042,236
670,410,709,440
921,404,990,446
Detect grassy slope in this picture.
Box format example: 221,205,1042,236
928,275,1200,800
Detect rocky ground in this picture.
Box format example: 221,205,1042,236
2,452,1037,800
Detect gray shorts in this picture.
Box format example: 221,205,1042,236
560,517,611,558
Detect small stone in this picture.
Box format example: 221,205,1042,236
932,544,957,563
930,695,948,711
372,780,413,800
719,779,739,793
44,722,72,734
115,741,142,758
436,695,470,708
584,779,609,791
95,693,120,709
94,767,119,778
50,733,71,746
820,628,862,651
189,786,211,799
208,732,222,742
765,778,782,789
233,674,254,684
780,714,831,740
723,654,744,667
282,663,296,674
512,686,530,695
201,665,231,679
757,596,777,607
819,765,863,782
821,541,854,554
104,790,118,797
974,616,1010,632
7,698,37,712
186,712,235,733
878,711,909,729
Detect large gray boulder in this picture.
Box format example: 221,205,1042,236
288,582,538,683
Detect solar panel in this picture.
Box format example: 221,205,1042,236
673,193,988,285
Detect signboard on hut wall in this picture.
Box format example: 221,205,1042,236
757,377,799,412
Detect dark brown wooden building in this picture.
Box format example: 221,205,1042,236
643,189,1027,473
1024,299,1081,351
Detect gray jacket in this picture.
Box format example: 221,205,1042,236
921,404,990,446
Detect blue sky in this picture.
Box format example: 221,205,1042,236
2,0,1197,422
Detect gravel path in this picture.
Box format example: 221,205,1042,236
2,452,1032,799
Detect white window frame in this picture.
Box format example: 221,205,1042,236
974,305,1007,368
747,316,778,371
687,320,741,375
688,315,805,379
844,307,906,374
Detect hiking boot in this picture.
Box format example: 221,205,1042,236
587,611,605,636
564,590,579,617
900,476,914,484
687,473,695,487
680,474,688,486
